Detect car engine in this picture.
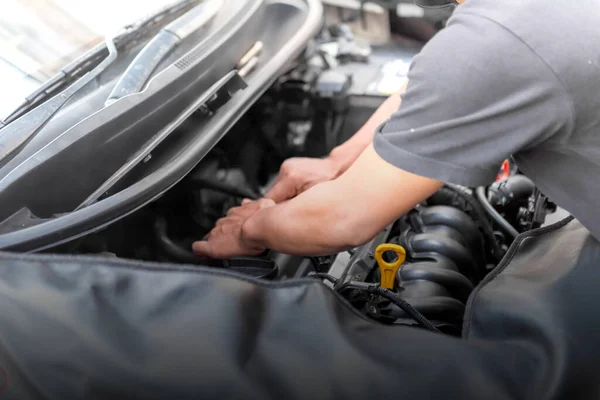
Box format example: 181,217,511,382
49,39,556,337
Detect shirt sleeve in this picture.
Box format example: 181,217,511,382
373,11,574,187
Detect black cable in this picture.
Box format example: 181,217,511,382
308,273,440,333
371,287,441,333
475,186,519,240
309,272,339,284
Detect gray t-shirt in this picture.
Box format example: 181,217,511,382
374,0,600,238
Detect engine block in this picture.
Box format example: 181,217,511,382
332,204,487,335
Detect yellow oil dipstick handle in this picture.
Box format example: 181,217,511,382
374,244,406,289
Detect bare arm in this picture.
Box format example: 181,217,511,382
240,144,443,256
263,91,404,203
191,86,429,259
328,92,402,172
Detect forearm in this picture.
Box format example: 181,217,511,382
242,144,443,256
329,91,403,174
243,181,360,255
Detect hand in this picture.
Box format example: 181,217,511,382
264,157,343,203
192,198,275,259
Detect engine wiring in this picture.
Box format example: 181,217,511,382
371,287,441,333
309,272,441,333
475,186,519,240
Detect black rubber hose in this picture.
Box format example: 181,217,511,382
154,216,204,264
488,175,535,207
310,272,339,284
154,216,279,279
372,287,441,333
439,184,504,261
475,187,519,240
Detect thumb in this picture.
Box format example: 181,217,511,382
264,178,297,203
257,198,276,208
192,240,214,257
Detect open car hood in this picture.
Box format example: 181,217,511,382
0,0,323,252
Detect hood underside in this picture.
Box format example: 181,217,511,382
0,0,324,251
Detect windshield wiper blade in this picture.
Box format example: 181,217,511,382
0,38,118,165
0,0,202,167
1,43,111,126
0,0,200,126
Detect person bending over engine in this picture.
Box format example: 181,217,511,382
192,0,600,259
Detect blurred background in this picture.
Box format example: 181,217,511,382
0,0,451,118
0,0,169,116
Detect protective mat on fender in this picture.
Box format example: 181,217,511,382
0,216,599,400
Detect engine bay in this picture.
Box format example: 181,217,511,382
45,41,557,336
3,3,599,399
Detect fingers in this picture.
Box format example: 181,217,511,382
263,160,299,202
228,199,275,217
264,178,297,203
226,204,254,218
193,198,274,259
192,240,214,257
299,180,319,194
257,198,275,208
226,207,243,217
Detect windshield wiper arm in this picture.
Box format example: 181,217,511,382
1,43,111,127
0,0,200,126
105,0,222,106
0,0,202,166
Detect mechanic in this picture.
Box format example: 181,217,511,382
193,0,600,259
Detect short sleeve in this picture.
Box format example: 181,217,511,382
373,11,574,187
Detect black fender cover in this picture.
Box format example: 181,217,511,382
0,216,598,399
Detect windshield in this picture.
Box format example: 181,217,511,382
0,0,175,117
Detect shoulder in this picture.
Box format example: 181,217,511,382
411,8,528,85
402,7,568,121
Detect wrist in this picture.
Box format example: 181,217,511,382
241,211,269,251
328,144,362,177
